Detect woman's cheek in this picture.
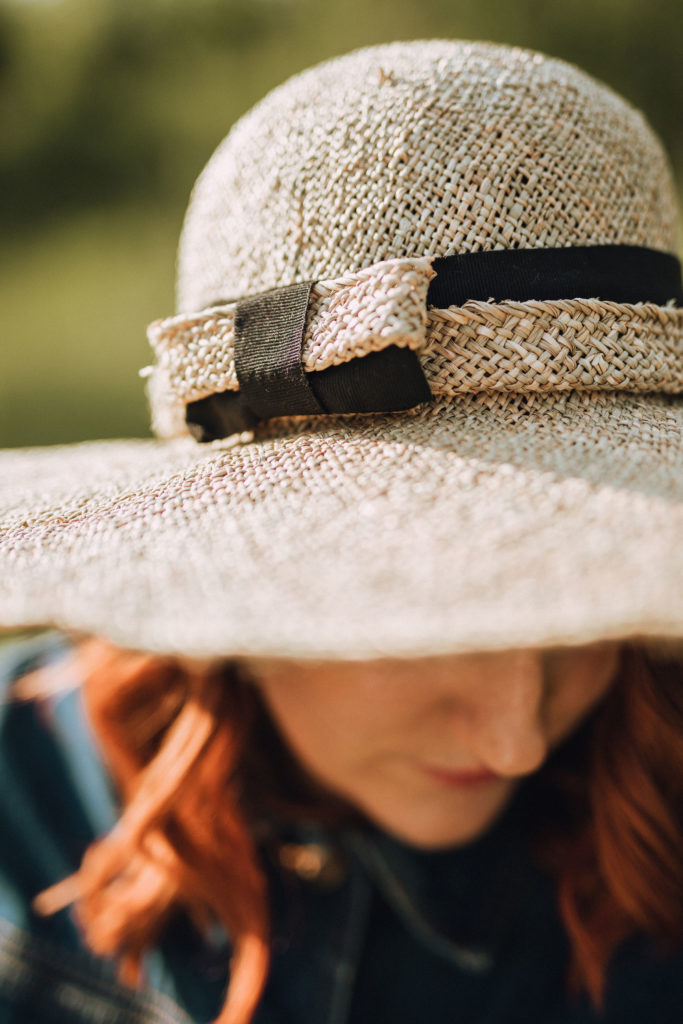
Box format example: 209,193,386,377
546,646,619,746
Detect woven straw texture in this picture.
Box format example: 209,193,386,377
1,40,682,659
178,41,677,310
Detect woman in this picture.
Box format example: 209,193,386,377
0,38,682,1024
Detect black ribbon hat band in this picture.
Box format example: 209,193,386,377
186,245,683,442
427,244,683,307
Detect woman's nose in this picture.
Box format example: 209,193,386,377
455,650,549,777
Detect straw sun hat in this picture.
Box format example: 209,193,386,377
2,40,682,660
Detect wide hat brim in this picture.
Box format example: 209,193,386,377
2,390,682,661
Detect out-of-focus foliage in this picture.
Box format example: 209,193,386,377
1,0,681,446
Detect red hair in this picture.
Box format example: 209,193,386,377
23,641,683,1024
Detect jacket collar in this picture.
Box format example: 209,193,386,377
264,781,550,974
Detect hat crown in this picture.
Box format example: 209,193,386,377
177,40,678,313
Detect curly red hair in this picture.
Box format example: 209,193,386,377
24,641,683,1024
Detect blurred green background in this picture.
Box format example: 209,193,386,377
2,0,682,448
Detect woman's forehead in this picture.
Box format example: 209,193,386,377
237,641,618,677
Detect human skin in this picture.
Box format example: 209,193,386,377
243,643,620,849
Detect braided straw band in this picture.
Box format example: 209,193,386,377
144,255,683,440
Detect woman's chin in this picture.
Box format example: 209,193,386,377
358,778,517,851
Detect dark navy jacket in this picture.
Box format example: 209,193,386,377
0,633,681,1023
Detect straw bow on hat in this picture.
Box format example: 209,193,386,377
1,40,683,659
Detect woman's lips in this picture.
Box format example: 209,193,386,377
418,763,501,787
